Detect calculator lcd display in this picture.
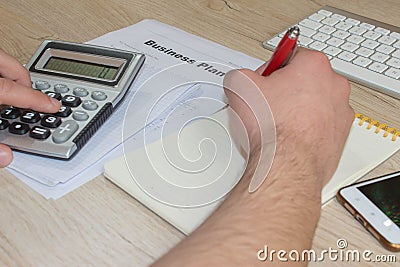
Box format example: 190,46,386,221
44,57,119,80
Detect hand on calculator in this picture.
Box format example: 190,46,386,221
0,49,60,167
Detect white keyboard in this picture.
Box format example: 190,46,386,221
263,6,400,99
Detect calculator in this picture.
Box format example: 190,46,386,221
0,40,145,159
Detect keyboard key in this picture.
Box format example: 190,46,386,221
312,32,330,42
299,19,322,30
353,56,372,67
321,17,339,26
20,111,41,123
332,30,350,39
349,26,367,35
338,51,357,61
335,21,352,31
385,68,400,79
347,35,365,44
386,57,400,68
327,37,345,47
309,41,327,51
363,30,381,40
340,42,359,52
368,62,388,73
378,35,396,45
393,50,400,59
45,91,62,100
319,25,336,34
345,18,360,26
392,40,400,49
55,106,72,117
266,36,281,47
308,13,326,22
61,95,82,107
370,52,390,63
297,25,316,37
298,36,313,46
9,122,30,135
34,80,50,90
29,126,50,140
52,120,79,144
375,44,395,55
331,14,346,21
41,115,61,128
360,22,375,30
318,9,332,17
323,46,342,56
355,47,374,57
0,119,10,130
360,39,379,49
390,32,400,39
1,108,20,119
374,27,390,35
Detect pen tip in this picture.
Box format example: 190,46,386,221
289,26,300,38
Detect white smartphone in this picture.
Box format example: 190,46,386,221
337,172,400,252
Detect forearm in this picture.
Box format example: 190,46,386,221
152,149,323,266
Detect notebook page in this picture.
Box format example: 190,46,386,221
104,111,400,234
322,116,400,203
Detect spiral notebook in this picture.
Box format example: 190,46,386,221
104,110,400,234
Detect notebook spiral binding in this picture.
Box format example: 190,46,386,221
355,113,400,141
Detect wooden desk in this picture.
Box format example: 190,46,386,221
0,0,399,266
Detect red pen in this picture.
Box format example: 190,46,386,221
261,26,300,76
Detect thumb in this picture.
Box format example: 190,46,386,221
0,144,13,167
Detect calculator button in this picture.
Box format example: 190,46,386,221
91,91,107,101
54,84,69,93
82,100,98,110
55,106,72,117
41,115,61,128
72,110,89,121
9,122,30,135
61,95,82,107
29,126,50,140
45,91,62,100
1,108,21,119
34,80,50,90
20,111,41,123
0,119,10,130
73,87,89,97
52,120,79,144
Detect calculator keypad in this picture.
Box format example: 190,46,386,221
9,122,30,135
20,111,41,123
0,79,112,146
30,126,51,140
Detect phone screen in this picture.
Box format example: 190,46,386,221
357,174,400,227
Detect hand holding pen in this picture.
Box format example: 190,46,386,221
247,26,300,193
261,26,300,76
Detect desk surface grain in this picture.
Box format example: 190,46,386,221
0,0,399,266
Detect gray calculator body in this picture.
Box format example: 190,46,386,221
0,40,145,159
